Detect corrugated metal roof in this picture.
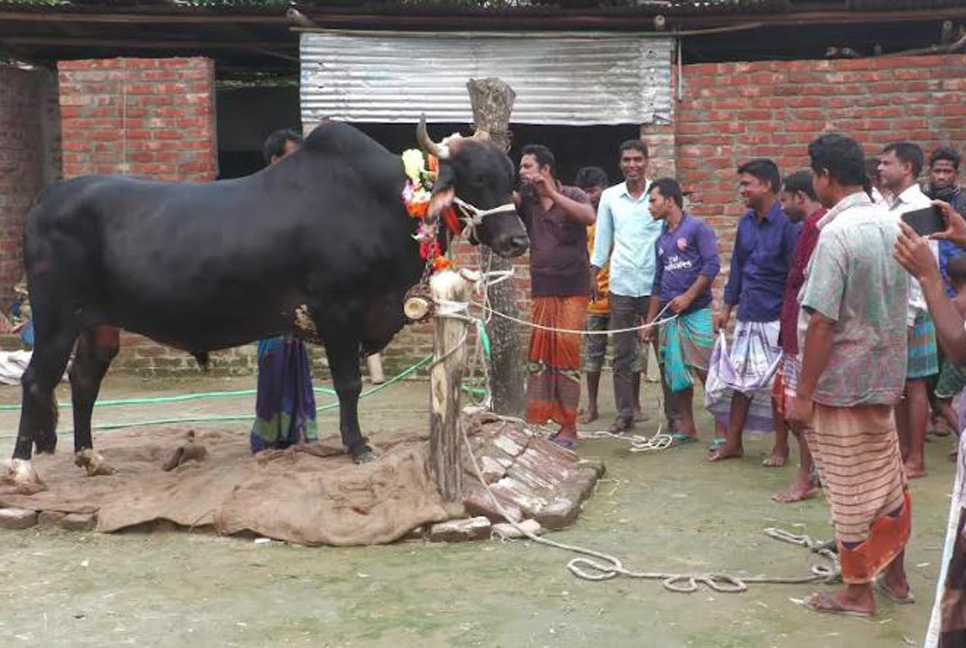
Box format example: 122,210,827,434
300,30,673,126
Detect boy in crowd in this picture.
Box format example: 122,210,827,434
772,170,826,501
880,141,937,478
642,178,720,444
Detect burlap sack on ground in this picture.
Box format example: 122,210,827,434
0,428,451,546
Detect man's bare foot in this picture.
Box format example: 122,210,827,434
772,476,820,503
708,444,743,462
609,416,634,434
804,590,875,617
904,460,927,479
875,578,914,604
579,408,599,425
762,451,788,468
632,409,649,423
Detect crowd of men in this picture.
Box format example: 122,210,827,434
514,133,966,631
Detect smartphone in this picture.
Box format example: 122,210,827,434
901,205,944,237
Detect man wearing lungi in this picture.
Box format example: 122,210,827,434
250,129,319,453
927,147,966,441
517,145,596,449
642,178,720,445
895,199,966,645
881,141,937,478
709,159,797,462
772,170,826,502
790,133,912,617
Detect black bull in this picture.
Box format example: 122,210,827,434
5,121,528,491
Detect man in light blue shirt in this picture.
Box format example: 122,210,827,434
591,139,675,433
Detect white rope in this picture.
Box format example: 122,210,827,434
579,429,674,453
459,416,839,592
438,251,841,593
452,197,518,240
469,299,678,335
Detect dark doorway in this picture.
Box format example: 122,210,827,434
353,122,643,188
216,84,301,179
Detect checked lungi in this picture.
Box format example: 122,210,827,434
658,307,714,393
908,311,940,379
704,320,783,434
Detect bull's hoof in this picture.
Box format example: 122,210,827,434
74,449,115,477
2,459,47,495
351,446,377,465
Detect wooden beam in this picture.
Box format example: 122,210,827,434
0,36,296,51
0,11,288,25
287,8,966,31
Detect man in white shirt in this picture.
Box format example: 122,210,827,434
591,140,675,433
880,141,936,478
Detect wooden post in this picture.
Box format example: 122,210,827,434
429,267,479,502
466,77,526,417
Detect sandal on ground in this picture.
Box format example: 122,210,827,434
669,432,699,447
803,592,874,618
874,580,915,604
549,435,578,450
707,438,726,452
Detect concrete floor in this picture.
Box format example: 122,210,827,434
0,370,955,647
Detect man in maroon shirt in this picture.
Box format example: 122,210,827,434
515,144,596,448
773,170,826,502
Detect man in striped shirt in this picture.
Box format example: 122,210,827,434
790,133,912,617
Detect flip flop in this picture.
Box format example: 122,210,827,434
669,432,699,447
707,438,726,452
549,434,578,450
803,592,875,618
874,580,915,604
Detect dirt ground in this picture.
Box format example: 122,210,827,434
0,370,956,647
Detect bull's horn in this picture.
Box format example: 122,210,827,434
416,115,449,160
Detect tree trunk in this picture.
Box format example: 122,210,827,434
429,268,478,503
466,77,526,417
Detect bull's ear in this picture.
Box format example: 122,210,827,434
427,164,455,222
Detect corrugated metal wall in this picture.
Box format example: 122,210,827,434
300,30,674,126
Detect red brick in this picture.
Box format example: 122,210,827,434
59,56,216,184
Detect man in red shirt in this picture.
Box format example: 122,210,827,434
772,170,826,502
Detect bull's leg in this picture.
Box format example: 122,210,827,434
69,327,119,476
322,336,375,464
6,328,76,494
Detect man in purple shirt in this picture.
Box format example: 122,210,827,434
642,178,720,444
709,159,798,462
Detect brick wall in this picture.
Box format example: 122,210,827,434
0,66,58,310
676,53,966,301
57,57,237,375
58,57,216,179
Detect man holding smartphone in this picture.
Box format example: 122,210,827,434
880,141,937,478
927,147,966,440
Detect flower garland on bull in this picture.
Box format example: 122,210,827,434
401,148,461,274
